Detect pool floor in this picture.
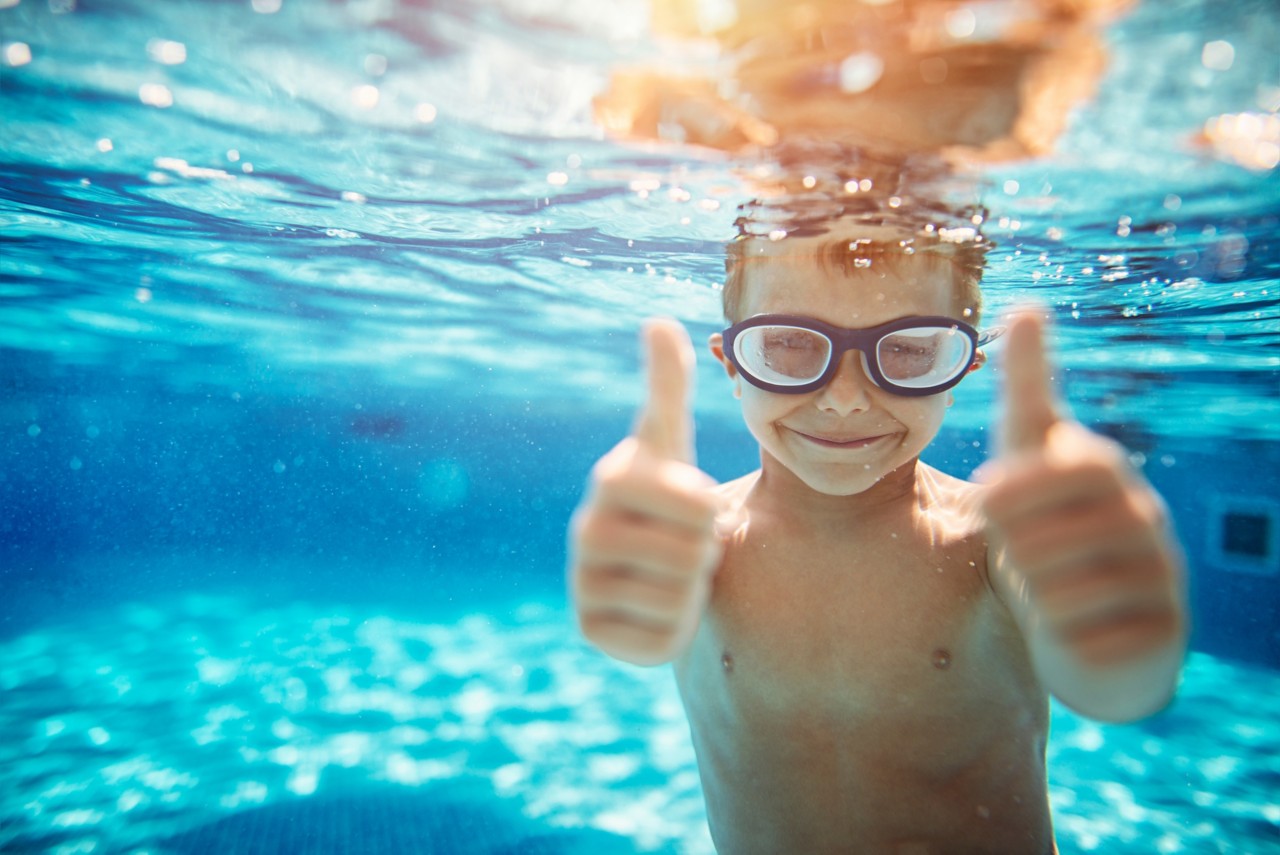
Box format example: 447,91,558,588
2,594,1276,854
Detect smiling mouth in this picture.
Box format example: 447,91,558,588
792,430,893,449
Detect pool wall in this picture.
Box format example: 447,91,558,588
3,351,1277,669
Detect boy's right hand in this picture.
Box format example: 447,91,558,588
569,318,725,666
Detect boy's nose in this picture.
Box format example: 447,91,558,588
815,350,874,415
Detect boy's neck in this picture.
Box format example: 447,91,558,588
752,451,923,528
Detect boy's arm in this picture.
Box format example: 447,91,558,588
982,312,1188,723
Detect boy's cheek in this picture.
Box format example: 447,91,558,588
735,394,784,446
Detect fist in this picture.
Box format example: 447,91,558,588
983,311,1185,669
568,319,725,666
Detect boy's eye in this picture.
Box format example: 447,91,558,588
885,341,934,358
763,329,822,351
878,328,970,383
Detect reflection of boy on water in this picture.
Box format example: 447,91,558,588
596,0,1134,162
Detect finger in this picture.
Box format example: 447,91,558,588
1000,309,1060,456
983,452,1127,526
994,496,1166,579
575,564,696,624
634,317,696,463
1053,592,1181,666
575,511,720,584
1034,559,1173,627
1068,609,1182,667
590,444,719,532
577,610,680,662
1005,517,1164,580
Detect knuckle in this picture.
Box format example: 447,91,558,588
571,508,604,549
1078,457,1125,490
590,439,640,485
575,565,618,603
577,513,626,555
591,465,630,498
1137,488,1170,529
569,504,594,539
645,583,685,614
578,610,628,644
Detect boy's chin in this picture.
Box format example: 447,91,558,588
791,464,895,497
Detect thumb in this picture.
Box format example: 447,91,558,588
999,308,1061,457
634,317,697,464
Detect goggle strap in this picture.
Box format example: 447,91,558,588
976,325,1006,348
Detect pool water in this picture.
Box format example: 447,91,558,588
1,598,1277,854
2,0,1278,852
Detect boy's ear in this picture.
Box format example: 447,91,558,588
967,349,988,373
708,332,743,398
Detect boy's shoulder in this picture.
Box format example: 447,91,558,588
917,461,989,527
713,470,760,509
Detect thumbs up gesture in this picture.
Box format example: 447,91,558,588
982,311,1187,717
569,319,726,666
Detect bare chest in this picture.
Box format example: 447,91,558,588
686,520,1021,723
671,493,1052,852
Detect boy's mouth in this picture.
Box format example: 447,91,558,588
792,430,893,449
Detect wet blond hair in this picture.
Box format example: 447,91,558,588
722,222,989,325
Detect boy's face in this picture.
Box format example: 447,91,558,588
712,246,962,497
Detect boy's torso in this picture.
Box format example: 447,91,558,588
674,463,1055,854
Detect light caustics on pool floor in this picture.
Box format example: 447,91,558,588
1,597,1277,854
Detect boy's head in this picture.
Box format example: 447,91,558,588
721,220,988,326
710,212,993,497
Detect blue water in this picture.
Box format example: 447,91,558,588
2,0,1279,852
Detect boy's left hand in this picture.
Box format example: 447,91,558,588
982,311,1186,669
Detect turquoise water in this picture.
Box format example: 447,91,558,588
1,599,1277,853
2,0,1279,852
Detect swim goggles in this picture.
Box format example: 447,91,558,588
722,314,1003,397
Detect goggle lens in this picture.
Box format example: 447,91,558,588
734,325,832,385
875,326,974,389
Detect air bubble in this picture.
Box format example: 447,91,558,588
146,39,187,65
4,42,32,67
1201,40,1234,71
139,83,173,108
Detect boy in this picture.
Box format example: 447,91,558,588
567,217,1187,853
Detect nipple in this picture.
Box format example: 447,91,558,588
932,648,952,670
